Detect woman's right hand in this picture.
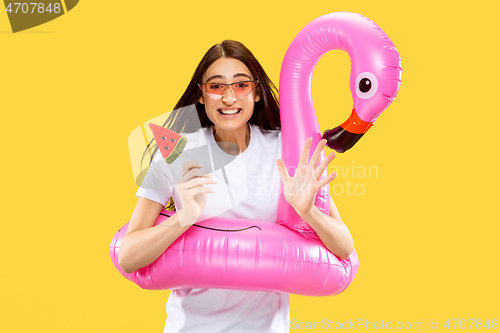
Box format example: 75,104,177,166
177,161,217,227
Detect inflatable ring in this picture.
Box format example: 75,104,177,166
110,12,402,296
110,210,358,296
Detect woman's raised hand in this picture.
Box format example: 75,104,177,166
276,137,337,217
176,161,217,227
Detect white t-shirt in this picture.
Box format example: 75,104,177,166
135,123,290,333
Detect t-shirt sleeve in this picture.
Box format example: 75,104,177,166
135,152,176,207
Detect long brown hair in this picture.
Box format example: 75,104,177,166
141,40,281,210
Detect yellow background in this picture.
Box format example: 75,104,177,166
1,0,498,331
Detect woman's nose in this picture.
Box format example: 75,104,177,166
222,87,237,104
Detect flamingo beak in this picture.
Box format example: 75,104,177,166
322,109,373,153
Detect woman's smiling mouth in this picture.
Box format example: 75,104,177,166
218,108,242,115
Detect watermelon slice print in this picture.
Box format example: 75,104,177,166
148,123,188,164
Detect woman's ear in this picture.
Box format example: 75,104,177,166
254,87,261,102
199,95,205,104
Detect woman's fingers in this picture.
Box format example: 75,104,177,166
179,168,211,184
183,185,215,199
309,139,327,170
298,137,312,168
317,172,337,189
178,177,216,191
177,162,215,226
314,151,336,180
276,159,290,183
299,137,329,170
181,161,203,177
185,168,211,181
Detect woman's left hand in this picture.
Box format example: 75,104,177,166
276,137,337,216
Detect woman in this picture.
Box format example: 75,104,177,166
118,40,354,333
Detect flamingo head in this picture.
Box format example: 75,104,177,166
351,46,402,122
323,46,402,153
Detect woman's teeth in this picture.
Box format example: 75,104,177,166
219,109,241,115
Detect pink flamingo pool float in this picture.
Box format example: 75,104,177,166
110,12,402,296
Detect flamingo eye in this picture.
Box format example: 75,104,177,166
355,72,378,99
359,78,371,92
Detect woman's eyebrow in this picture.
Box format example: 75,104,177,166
206,74,224,82
234,73,252,80
206,73,252,82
